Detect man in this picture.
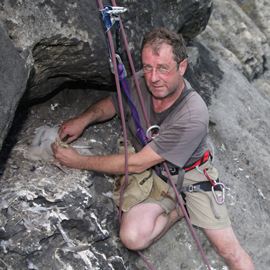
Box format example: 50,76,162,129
52,27,255,269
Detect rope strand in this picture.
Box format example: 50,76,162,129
163,162,211,270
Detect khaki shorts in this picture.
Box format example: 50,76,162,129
141,185,176,214
142,160,231,230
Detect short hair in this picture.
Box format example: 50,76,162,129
141,27,186,65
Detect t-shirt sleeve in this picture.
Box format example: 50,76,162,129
109,84,131,121
110,91,120,116
149,120,207,168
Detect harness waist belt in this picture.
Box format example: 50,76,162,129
163,150,211,176
183,150,210,172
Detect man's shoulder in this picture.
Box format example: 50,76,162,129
183,79,206,104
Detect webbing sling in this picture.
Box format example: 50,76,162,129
118,63,148,146
98,2,211,270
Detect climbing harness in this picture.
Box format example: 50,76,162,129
97,1,216,269
157,150,211,175
181,180,223,219
203,168,226,205
158,150,226,218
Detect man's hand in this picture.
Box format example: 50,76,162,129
51,142,81,168
58,97,117,144
58,118,85,144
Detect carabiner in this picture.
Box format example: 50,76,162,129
105,6,128,15
110,54,127,76
146,125,161,140
100,6,127,32
212,183,226,205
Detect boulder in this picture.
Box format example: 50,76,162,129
0,23,28,148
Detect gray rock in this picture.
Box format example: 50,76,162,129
0,22,28,148
0,0,270,269
198,0,270,82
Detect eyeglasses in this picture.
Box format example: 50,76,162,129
142,64,178,75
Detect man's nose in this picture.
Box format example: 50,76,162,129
150,69,160,82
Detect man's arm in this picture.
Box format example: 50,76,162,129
53,95,164,174
58,96,117,143
51,144,165,174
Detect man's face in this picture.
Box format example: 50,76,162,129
142,43,184,99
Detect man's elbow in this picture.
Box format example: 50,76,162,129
128,158,152,174
131,165,148,174
128,150,160,174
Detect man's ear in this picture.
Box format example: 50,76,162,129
179,59,187,75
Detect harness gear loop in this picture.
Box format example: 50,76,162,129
181,182,221,219
203,167,226,205
190,165,226,206
146,125,161,140
194,188,221,219
195,160,213,174
203,168,216,187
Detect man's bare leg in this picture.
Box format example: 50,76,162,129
119,203,184,251
204,226,255,270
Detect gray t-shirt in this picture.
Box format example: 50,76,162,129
110,70,209,168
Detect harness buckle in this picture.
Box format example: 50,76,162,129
146,125,161,140
170,167,177,174
212,183,226,205
188,185,194,192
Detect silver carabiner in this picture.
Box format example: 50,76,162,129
110,54,127,76
212,183,226,205
106,6,128,15
101,6,127,32
146,125,161,140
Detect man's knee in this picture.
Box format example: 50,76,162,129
119,228,144,251
215,241,243,264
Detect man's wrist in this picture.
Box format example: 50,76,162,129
74,154,89,170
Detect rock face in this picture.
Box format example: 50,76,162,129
0,23,29,150
0,0,270,269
